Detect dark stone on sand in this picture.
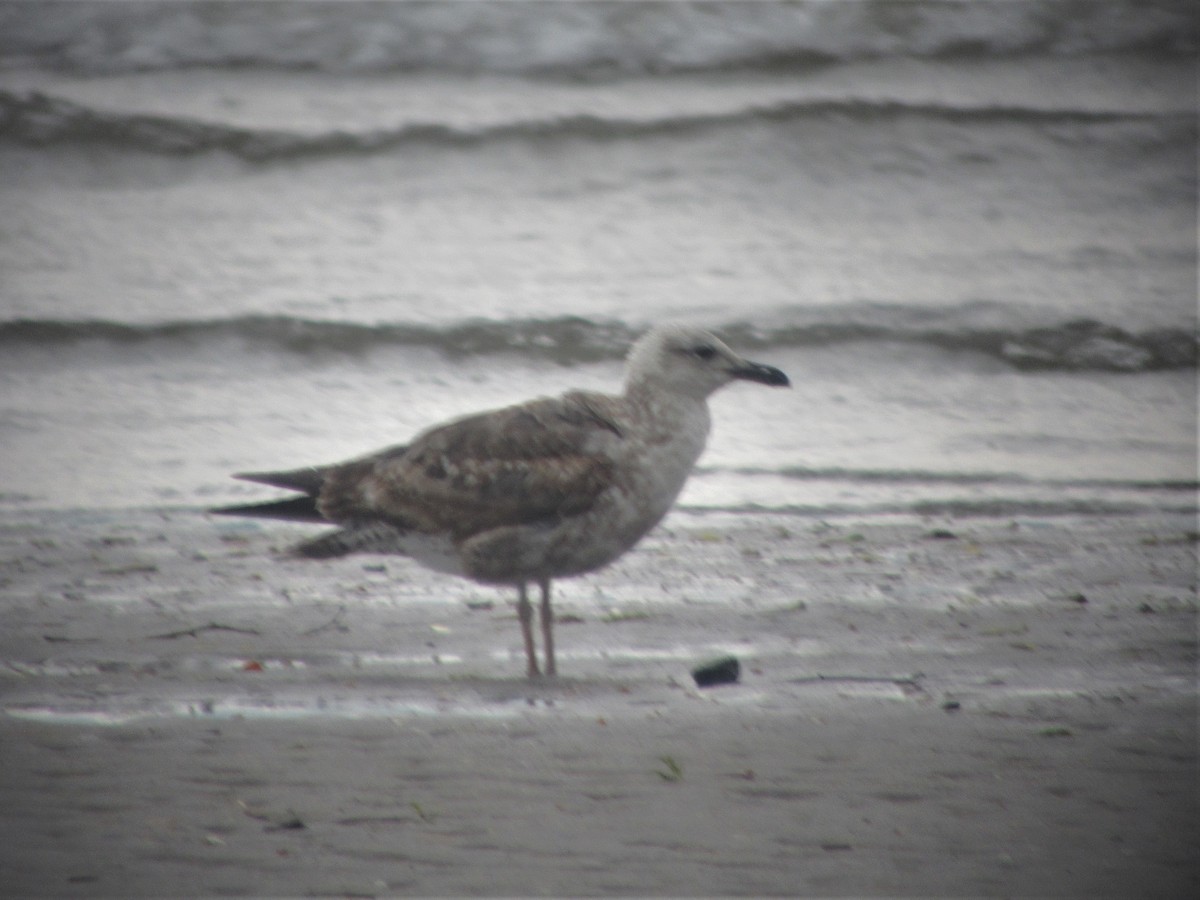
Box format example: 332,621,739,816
266,815,306,832
692,655,740,687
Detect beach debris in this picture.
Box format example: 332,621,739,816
95,535,135,547
774,599,807,613
602,608,653,624
149,621,261,640
1038,726,1073,738
239,798,307,832
692,655,741,687
100,562,159,576
655,755,684,782
264,813,306,832
410,801,436,823
926,529,958,540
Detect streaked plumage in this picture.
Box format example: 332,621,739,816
214,324,789,677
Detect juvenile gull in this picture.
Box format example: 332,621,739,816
214,325,789,678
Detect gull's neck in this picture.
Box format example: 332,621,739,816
622,379,712,447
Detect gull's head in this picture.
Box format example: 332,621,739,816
624,325,790,400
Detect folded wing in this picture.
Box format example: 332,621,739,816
213,391,624,551
319,393,622,539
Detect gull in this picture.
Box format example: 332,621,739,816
213,325,789,678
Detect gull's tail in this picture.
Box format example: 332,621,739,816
209,464,411,559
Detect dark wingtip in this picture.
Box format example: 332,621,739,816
233,466,326,495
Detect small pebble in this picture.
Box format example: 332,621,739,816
692,655,740,688
266,815,306,832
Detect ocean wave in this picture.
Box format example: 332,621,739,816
1,314,1194,373
0,89,1186,162
1,1,1194,75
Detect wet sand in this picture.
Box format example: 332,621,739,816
1,508,1196,897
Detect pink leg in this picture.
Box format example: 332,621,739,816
517,583,540,678
539,579,556,677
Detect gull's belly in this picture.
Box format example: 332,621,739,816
456,407,711,586
535,428,708,578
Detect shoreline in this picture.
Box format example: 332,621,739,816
1,506,1196,896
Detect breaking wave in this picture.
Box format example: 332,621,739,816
1,89,1190,163
1,314,1194,373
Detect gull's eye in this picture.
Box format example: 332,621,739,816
691,344,717,361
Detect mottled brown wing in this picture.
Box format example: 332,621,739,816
317,392,623,540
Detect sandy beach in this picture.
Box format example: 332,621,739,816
0,506,1195,897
